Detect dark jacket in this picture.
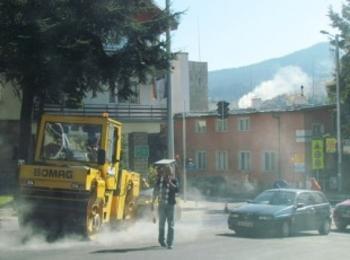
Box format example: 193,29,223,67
154,176,179,206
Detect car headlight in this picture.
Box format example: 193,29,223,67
258,216,273,220
230,213,239,218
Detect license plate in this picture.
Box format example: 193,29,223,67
237,221,253,228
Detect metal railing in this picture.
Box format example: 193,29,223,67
39,103,167,122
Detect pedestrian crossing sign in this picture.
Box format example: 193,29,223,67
312,139,324,170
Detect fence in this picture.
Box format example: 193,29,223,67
38,103,168,122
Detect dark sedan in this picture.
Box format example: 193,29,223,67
228,189,331,237
333,199,350,231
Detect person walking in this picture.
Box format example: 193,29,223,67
152,165,179,249
310,177,321,191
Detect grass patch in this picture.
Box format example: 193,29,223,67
0,196,13,207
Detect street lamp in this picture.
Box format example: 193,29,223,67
166,0,174,159
321,31,342,192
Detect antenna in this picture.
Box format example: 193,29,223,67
312,58,315,102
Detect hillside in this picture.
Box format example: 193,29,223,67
208,42,333,102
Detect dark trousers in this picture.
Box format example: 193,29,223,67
158,204,175,246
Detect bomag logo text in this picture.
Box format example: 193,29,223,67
33,168,73,179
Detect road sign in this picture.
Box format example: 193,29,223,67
134,145,149,158
312,139,324,170
325,138,337,153
292,153,305,172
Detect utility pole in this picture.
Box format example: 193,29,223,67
166,0,174,159
182,101,187,201
335,35,342,192
272,113,281,180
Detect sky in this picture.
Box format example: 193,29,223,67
155,0,344,71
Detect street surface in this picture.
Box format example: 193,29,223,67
0,201,349,260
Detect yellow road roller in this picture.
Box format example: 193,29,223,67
17,113,140,239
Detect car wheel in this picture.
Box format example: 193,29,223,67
318,219,331,235
280,221,291,237
335,221,347,231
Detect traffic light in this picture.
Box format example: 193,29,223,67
217,101,230,118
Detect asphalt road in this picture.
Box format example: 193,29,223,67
1,203,350,260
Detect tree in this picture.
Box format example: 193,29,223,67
0,0,178,162
327,1,350,138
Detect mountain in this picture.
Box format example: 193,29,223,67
208,42,333,102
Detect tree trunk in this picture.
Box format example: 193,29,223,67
18,85,34,163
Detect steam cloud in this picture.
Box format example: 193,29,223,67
238,66,312,108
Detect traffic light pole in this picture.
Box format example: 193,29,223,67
182,101,187,201
217,101,229,119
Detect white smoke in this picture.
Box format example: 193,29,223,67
238,66,312,108
0,195,210,252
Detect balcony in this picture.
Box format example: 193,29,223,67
39,103,167,122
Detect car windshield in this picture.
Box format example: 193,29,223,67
40,122,102,163
252,190,296,206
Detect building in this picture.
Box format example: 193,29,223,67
189,61,208,112
174,105,336,195
0,53,209,179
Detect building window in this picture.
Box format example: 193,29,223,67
295,129,312,143
239,151,251,171
216,119,228,132
216,151,228,170
106,126,118,163
195,120,207,133
263,151,276,172
238,117,250,131
195,150,207,170
312,123,324,137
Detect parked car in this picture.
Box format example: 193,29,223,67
333,199,350,231
228,189,331,237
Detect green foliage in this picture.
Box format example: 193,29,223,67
0,196,13,207
147,165,157,187
328,1,350,138
0,0,179,160
0,0,178,103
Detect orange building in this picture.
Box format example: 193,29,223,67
174,105,335,194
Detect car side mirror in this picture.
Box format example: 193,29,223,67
296,202,305,208
97,149,106,165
